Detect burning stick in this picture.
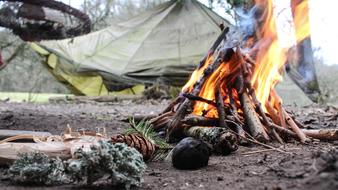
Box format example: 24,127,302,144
167,48,234,139
271,128,284,144
282,108,308,143
240,92,270,142
182,93,216,107
215,82,228,129
270,89,287,129
198,28,230,69
181,115,218,127
161,96,182,114
149,111,175,130
265,102,281,126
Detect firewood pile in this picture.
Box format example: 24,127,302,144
140,28,338,150
136,0,338,148
146,28,307,144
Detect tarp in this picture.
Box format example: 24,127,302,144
32,0,232,96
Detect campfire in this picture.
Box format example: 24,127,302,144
145,0,334,146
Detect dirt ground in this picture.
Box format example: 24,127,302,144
1,99,338,190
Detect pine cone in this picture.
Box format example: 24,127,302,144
111,134,157,161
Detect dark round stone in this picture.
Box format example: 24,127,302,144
172,137,211,170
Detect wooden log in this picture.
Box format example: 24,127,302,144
180,115,240,128
240,92,270,142
265,101,281,125
282,108,308,143
287,0,321,102
152,119,171,130
271,128,284,144
161,96,182,114
238,47,273,134
181,115,248,145
267,124,338,142
270,89,286,128
0,130,51,142
149,111,174,125
215,83,228,129
182,93,216,107
184,126,238,155
181,115,218,127
228,89,244,126
271,123,297,139
301,129,338,141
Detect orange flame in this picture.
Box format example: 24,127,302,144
251,0,286,108
193,54,240,117
182,0,311,117
182,55,213,93
252,0,311,108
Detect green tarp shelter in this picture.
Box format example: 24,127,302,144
32,0,232,95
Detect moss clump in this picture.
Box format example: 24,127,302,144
9,152,68,185
9,141,146,189
67,141,146,189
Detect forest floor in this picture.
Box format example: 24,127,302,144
0,98,338,190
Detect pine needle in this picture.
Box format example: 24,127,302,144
126,118,172,161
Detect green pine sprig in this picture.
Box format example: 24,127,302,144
126,118,172,161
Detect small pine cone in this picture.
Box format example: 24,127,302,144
111,134,157,161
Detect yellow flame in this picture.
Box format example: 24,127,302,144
252,0,311,109
292,0,311,43
250,0,285,108
182,56,212,93
181,0,312,117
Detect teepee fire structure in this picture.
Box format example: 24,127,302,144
145,0,333,144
